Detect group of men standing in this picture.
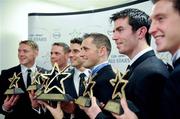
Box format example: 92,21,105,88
0,0,180,119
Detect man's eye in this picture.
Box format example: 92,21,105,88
158,16,164,22
117,28,124,33
24,50,29,53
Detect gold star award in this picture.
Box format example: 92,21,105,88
34,63,72,101
4,72,24,95
75,74,96,107
104,69,128,115
26,71,47,91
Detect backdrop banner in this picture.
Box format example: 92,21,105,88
28,0,171,72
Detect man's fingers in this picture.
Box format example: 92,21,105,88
11,95,20,105
120,98,129,112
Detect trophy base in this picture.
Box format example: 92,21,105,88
27,84,41,91
104,99,122,115
75,96,91,107
35,93,73,101
4,88,24,95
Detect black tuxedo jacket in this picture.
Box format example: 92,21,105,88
64,68,78,99
0,64,52,119
169,58,180,119
93,65,116,119
64,65,116,119
63,68,89,119
92,65,115,104
125,50,169,119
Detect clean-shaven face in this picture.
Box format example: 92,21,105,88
50,45,68,67
69,43,84,68
18,44,38,67
149,1,180,54
81,37,100,69
112,17,138,57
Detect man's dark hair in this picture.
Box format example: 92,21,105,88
70,37,83,45
151,0,180,15
52,42,70,53
110,8,151,45
83,33,111,56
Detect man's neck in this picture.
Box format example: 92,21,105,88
128,44,149,60
77,66,86,72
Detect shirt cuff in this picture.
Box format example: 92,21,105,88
2,105,13,113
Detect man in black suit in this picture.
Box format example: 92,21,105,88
149,0,180,118
0,40,51,119
42,34,115,119
62,37,91,119
110,8,170,119
79,33,115,119
82,8,170,119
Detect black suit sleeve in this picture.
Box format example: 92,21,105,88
95,112,108,119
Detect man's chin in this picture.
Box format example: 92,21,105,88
156,47,166,52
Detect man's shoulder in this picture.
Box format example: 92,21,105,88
1,65,20,74
99,65,114,73
96,65,116,78
135,56,169,78
36,66,49,73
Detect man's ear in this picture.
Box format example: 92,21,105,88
34,50,39,57
98,46,106,57
137,26,147,40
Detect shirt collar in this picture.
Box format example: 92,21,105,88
130,47,153,66
21,63,37,74
172,49,180,64
91,60,109,71
74,68,91,78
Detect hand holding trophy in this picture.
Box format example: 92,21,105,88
75,74,96,107
34,63,72,101
104,69,128,114
4,72,24,95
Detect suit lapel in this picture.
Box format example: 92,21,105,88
127,50,155,79
65,68,78,98
15,65,26,91
173,57,180,68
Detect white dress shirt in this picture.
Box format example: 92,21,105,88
73,68,91,96
21,64,37,88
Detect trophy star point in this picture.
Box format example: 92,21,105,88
8,72,20,89
110,73,119,86
83,80,96,97
42,63,71,94
112,71,128,99
31,71,43,85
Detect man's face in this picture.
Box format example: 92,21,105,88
50,45,68,68
149,1,180,54
81,37,100,69
112,17,138,57
18,44,38,67
69,43,84,68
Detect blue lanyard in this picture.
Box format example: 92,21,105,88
91,63,109,75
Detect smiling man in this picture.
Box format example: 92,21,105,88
149,0,180,119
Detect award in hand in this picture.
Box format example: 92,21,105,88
27,71,47,91
75,74,96,107
4,72,24,95
34,63,72,101
104,70,128,114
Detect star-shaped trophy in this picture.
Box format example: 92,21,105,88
75,74,96,107
104,69,128,115
34,63,72,101
27,71,47,91
4,72,24,95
